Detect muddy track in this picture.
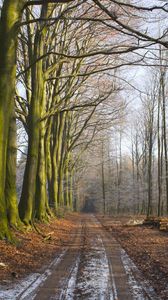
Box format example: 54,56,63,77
32,219,84,300
0,214,161,300
95,215,160,300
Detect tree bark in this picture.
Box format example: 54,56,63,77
57,112,66,206
35,125,48,221
50,117,59,210
5,106,21,228
19,4,47,225
157,85,162,217
161,71,168,214
101,141,106,215
0,0,24,239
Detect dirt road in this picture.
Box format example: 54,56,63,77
0,214,161,300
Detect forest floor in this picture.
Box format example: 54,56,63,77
0,213,167,299
0,213,79,283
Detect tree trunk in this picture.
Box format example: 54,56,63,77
35,125,48,221
5,107,21,228
35,76,51,220
157,86,162,217
101,141,106,215
117,131,122,214
19,5,47,225
57,112,66,206
147,134,153,217
65,153,70,208
161,71,168,214
69,170,73,210
0,0,23,239
50,117,59,210
147,99,155,217
45,120,53,205
131,140,136,213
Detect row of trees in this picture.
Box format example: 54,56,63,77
130,57,168,217
78,52,168,218
0,0,168,240
0,0,125,240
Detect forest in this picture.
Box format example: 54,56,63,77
0,0,168,240
0,1,168,300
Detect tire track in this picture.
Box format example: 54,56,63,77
96,215,161,300
32,220,83,300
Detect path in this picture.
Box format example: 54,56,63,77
0,214,160,300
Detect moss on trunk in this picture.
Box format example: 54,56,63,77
5,107,21,228
19,30,44,225
69,170,73,210
19,4,50,225
45,120,53,206
50,118,59,210
0,0,24,239
56,112,66,206
35,122,49,221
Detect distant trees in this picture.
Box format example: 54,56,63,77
71,1,168,217
74,93,127,213
80,62,168,217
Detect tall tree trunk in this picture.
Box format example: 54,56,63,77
50,117,59,210
65,152,70,208
65,165,69,208
142,130,148,214
57,112,66,206
131,140,136,213
5,106,21,228
101,141,106,215
157,86,162,217
147,134,153,217
161,71,168,214
19,4,47,225
147,99,155,217
35,125,48,221
0,0,23,239
35,77,52,220
135,134,140,214
69,169,73,210
58,166,64,207
117,131,122,214
45,119,53,206
161,120,164,215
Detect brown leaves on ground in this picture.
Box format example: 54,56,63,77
0,213,79,284
100,215,168,300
